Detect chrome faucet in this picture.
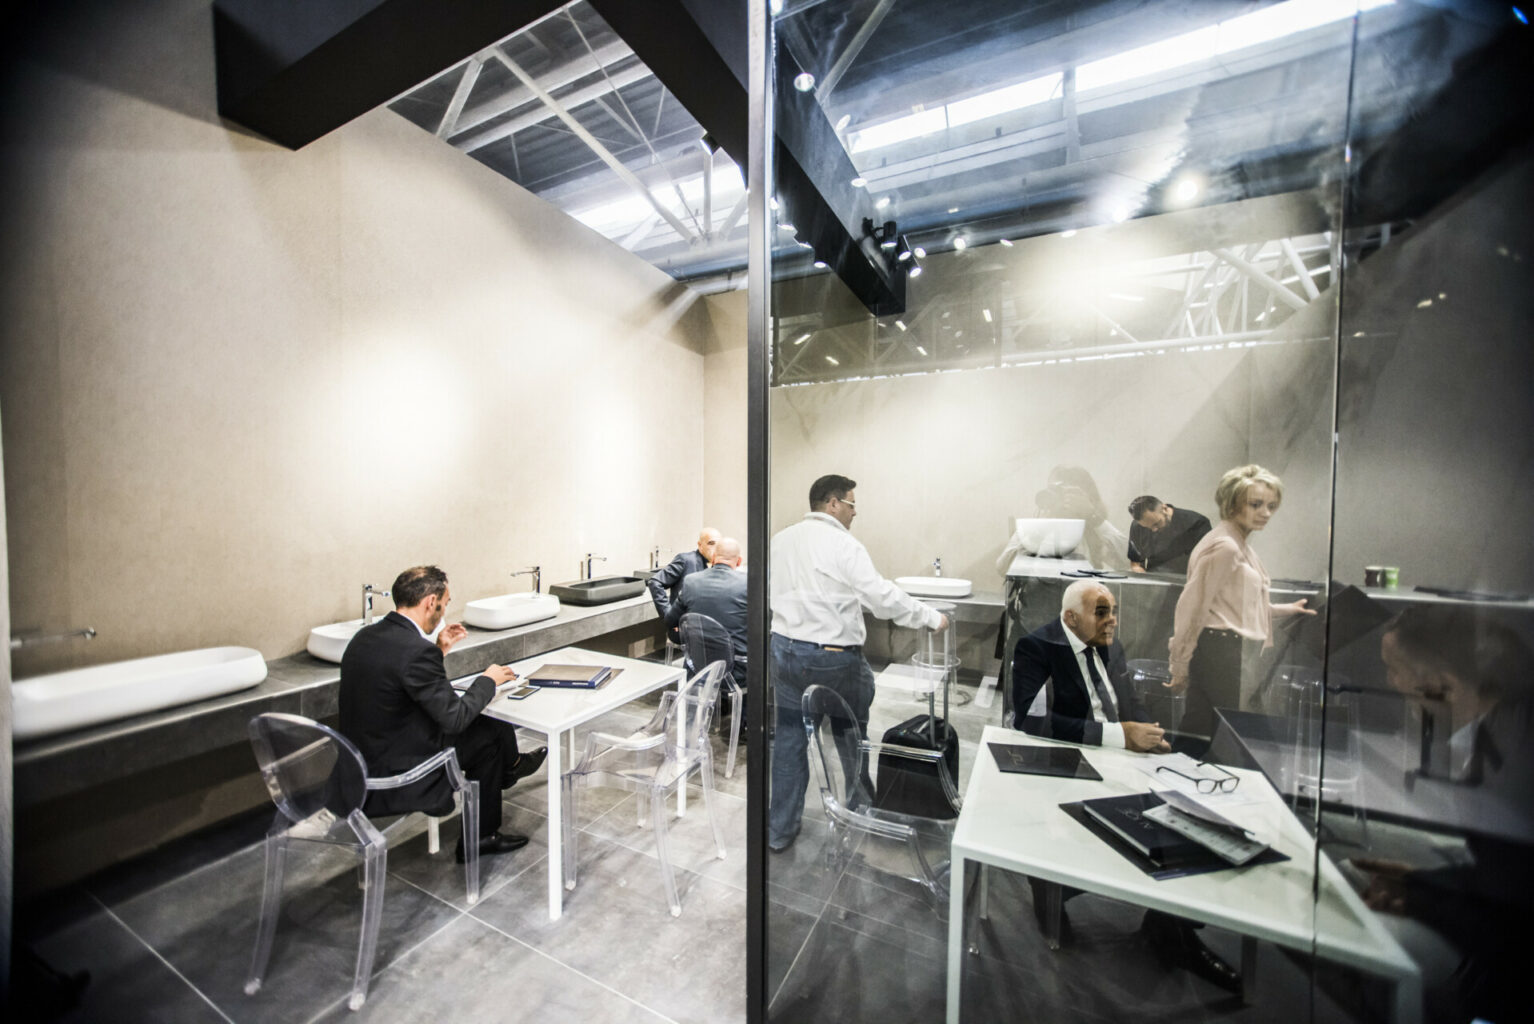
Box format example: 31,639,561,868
582,554,607,580
933,557,943,577
362,583,390,625
510,566,542,594
9,626,96,651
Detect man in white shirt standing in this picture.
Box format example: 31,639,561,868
768,474,948,852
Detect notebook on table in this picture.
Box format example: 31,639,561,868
988,742,1103,780
525,663,614,689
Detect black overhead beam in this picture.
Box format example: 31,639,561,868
591,0,905,315
213,0,565,150
214,0,904,314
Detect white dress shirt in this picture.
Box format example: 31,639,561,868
1060,615,1126,750
770,512,942,646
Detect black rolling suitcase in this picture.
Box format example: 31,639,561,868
874,711,960,820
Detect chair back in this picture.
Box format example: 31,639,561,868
248,712,368,824
673,660,729,755
678,613,737,678
801,684,874,816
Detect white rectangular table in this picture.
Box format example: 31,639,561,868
945,726,1420,1022
471,646,685,920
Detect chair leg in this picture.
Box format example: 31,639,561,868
461,782,480,906
652,789,681,917
244,831,288,996
726,686,743,779
700,757,727,862
350,845,387,1011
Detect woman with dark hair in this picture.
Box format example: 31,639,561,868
1166,464,1314,739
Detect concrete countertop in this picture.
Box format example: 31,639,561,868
13,594,660,805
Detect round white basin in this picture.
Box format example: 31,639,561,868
1012,517,1086,557
464,593,561,631
13,646,268,741
896,576,973,598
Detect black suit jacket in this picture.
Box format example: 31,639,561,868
338,611,494,816
1011,618,1147,745
1128,506,1213,573
646,549,709,620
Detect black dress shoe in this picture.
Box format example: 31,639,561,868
1143,913,1242,994
508,747,547,784
455,832,530,863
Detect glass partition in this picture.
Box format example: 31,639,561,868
750,2,1532,1022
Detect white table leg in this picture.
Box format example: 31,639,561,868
946,854,966,1023
546,729,564,921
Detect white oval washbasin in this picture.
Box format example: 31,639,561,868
12,646,268,741
1012,517,1086,557
464,592,560,631
307,618,373,663
896,576,973,598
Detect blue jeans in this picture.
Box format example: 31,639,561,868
768,633,876,848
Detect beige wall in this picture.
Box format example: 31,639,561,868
700,291,749,548
0,0,720,676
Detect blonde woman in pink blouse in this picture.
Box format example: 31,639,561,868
1167,465,1315,740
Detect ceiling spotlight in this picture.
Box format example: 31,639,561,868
953,236,968,251
794,72,816,92
793,333,810,345
895,320,908,331
825,355,839,365
982,308,993,322
813,260,828,269
913,246,926,258
850,176,867,188
916,345,928,356
1109,206,1130,223
835,114,852,131
1172,176,1202,203
1060,229,1077,238
770,0,784,13
998,238,1013,247
908,263,923,278
875,196,892,210
898,249,912,262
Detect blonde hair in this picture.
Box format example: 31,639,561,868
1215,464,1283,520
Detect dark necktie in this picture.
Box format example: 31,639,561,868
1084,649,1119,723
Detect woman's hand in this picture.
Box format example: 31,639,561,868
1275,598,1317,617
1165,673,1189,695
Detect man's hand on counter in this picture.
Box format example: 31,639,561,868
482,664,518,686
1124,721,1170,753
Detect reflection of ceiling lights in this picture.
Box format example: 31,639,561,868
825,355,839,365
794,72,816,92
999,238,1014,247
793,333,811,345
1077,0,1394,93
1061,229,1078,238
895,320,907,331
847,73,1062,154
850,176,867,187
982,308,993,322
874,196,892,210
1172,175,1202,202
953,236,968,251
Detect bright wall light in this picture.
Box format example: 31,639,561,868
947,73,1064,127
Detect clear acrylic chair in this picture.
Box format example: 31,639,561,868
679,612,746,777
562,660,729,916
244,712,480,1011
801,684,959,911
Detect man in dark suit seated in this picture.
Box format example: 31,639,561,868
1126,495,1212,574
339,565,546,862
647,527,720,643
667,536,748,713
1011,580,1241,994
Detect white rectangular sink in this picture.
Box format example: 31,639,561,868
896,576,973,598
464,592,560,631
12,646,268,741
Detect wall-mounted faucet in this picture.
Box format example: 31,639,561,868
9,626,96,651
649,545,662,571
932,557,943,577
582,554,607,581
362,583,391,625
510,566,542,594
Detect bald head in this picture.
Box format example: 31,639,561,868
1061,580,1117,647
697,528,721,560
712,537,742,566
